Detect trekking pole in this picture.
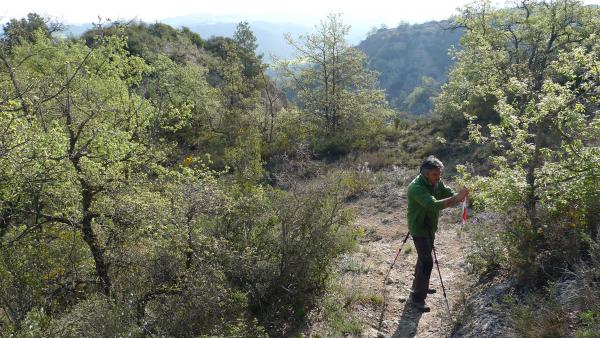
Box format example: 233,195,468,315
377,231,411,332
384,232,411,283
429,229,450,312
462,197,468,225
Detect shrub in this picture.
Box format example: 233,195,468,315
464,220,507,278
309,281,364,336
267,174,357,314
46,294,140,337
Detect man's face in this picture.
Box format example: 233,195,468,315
424,168,442,187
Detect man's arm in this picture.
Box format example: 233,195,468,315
440,189,468,209
438,181,469,208
438,181,455,199
409,185,460,210
410,185,468,210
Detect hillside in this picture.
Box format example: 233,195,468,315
66,19,371,61
358,21,462,114
2,4,599,337
160,20,310,60
64,18,461,112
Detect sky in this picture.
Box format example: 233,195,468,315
2,0,600,26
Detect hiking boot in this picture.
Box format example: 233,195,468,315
411,297,431,312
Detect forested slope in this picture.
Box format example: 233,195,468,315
358,21,462,114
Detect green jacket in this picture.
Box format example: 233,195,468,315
407,174,455,237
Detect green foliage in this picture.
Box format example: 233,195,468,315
149,54,218,134
341,257,369,274
464,221,506,277
339,168,376,199
345,292,384,307
82,21,205,64
401,76,439,114
576,330,600,338
268,174,357,313
311,283,364,336
450,0,600,287
276,13,391,157
0,15,358,336
233,21,264,82
1,13,61,51
46,295,140,337
444,2,600,336
261,107,317,160
81,21,268,178
145,53,224,165
575,309,600,338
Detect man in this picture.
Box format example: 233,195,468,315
406,156,468,312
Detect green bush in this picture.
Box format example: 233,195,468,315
464,220,507,277
310,282,364,336
352,149,399,172
266,175,357,314
339,169,375,200
46,294,140,337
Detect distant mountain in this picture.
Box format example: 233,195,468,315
358,20,462,114
63,17,461,115
162,20,310,61
161,17,371,62
64,18,370,62
63,23,94,37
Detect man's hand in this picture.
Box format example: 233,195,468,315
457,187,469,202
442,187,469,208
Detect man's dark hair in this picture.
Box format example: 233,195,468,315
420,155,444,175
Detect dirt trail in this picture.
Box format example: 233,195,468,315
338,179,472,337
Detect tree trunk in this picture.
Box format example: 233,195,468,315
64,76,112,296
81,212,112,296
525,122,543,229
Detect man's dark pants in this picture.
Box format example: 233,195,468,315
411,235,434,301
